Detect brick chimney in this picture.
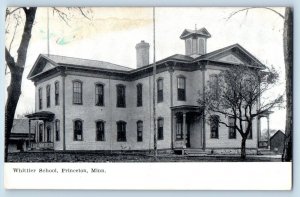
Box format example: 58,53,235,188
135,40,150,68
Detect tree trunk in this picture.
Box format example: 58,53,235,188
5,69,24,162
283,7,293,161
241,137,247,160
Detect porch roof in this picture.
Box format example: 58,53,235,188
170,105,203,112
25,111,55,121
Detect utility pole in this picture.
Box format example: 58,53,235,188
152,7,157,159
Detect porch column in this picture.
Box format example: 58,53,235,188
267,115,270,149
183,112,187,148
28,119,31,150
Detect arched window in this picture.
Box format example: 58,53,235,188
74,120,83,141
117,121,126,142
46,85,51,107
136,83,143,107
55,81,59,105
210,115,219,139
157,117,164,140
96,120,105,141
55,119,60,141
137,120,143,142
95,83,104,106
157,78,163,103
177,76,186,101
116,84,126,108
73,80,82,104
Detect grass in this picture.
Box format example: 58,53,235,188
7,151,283,162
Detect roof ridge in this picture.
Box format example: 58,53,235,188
41,54,133,70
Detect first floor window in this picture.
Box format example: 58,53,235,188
96,121,105,141
117,121,126,142
246,121,253,139
74,120,83,141
210,115,219,139
176,113,183,139
137,121,143,142
158,118,164,140
39,123,43,142
55,120,60,141
228,117,236,139
46,126,51,142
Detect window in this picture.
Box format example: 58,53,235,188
55,81,59,105
157,79,163,103
96,121,105,141
137,121,143,142
210,115,219,139
185,39,192,55
74,120,83,141
228,117,236,139
246,121,253,139
116,85,126,108
177,77,186,101
158,118,164,140
46,126,51,142
137,84,143,107
198,38,205,54
117,121,126,142
210,74,219,99
38,123,43,142
38,88,43,110
176,113,183,140
73,81,82,104
55,120,60,141
95,84,104,106
46,85,51,107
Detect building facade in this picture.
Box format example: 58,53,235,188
26,28,266,154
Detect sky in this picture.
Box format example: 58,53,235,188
5,7,286,132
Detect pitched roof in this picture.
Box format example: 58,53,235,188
43,54,132,71
180,27,211,39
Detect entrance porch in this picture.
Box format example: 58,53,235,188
171,106,204,153
25,111,55,150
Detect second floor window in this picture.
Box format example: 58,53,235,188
95,84,104,106
210,74,219,99
38,88,42,110
46,85,51,108
117,121,126,142
116,85,126,108
73,81,82,104
55,82,59,105
210,115,219,139
157,79,163,103
137,84,143,107
96,121,105,141
177,77,186,101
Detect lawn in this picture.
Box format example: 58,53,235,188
7,151,283,162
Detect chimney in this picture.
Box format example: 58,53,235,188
135,40,150,68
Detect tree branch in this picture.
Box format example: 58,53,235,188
5,47,16,70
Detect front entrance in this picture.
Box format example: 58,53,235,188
172,106,203,150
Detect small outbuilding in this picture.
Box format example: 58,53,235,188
270,130,286,154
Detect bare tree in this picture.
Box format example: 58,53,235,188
226,7,293,161
5,7,91,162
198,65,283,159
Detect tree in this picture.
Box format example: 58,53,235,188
198,65,283,159
5,7,91,162
226,7,293,161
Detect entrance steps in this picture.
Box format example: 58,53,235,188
174,148,209,156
